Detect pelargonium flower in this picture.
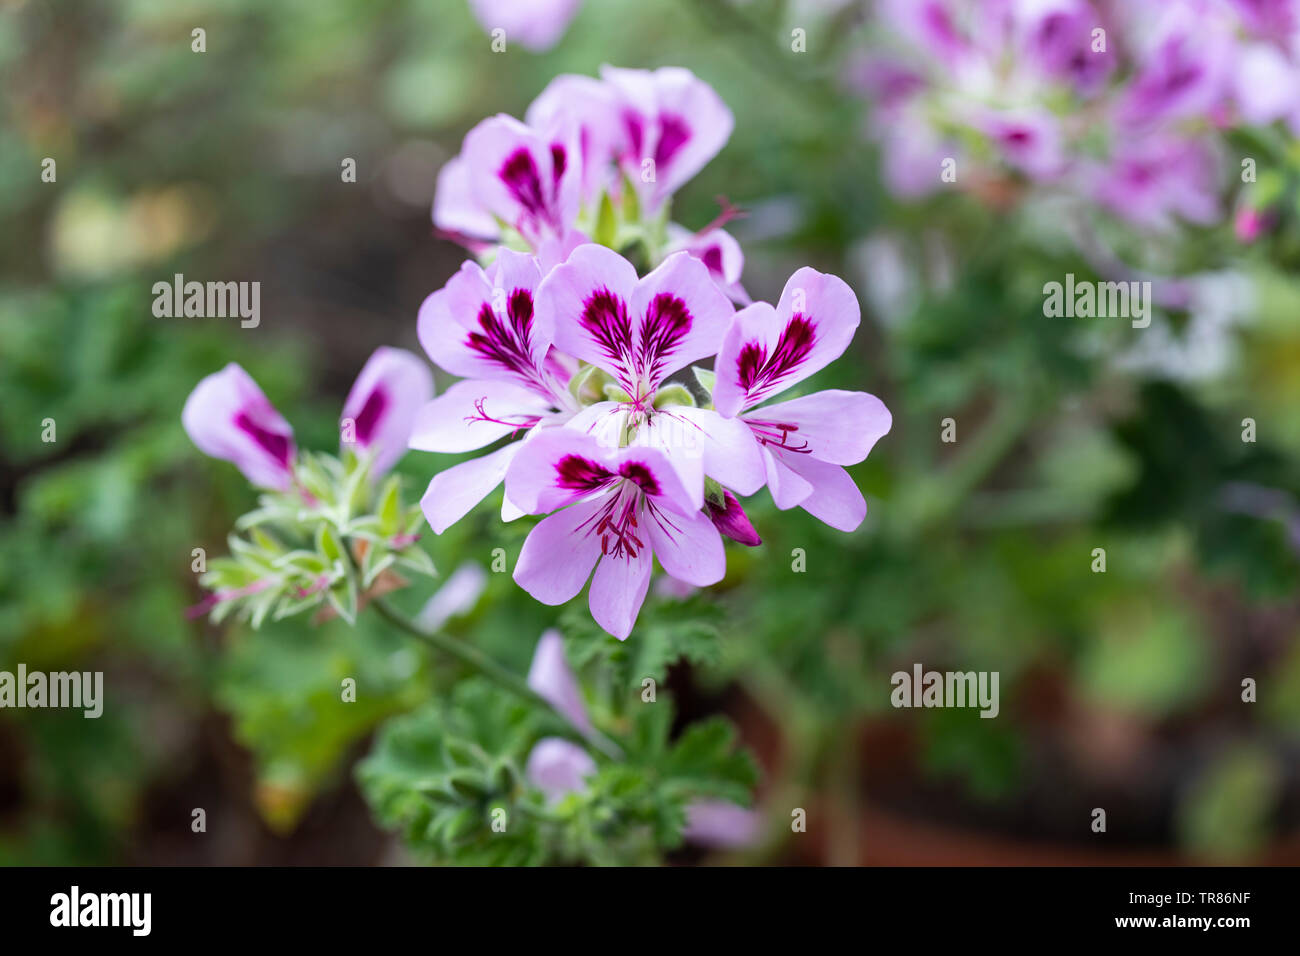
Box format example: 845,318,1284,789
506,430,726,640
713,268,892,532
182,363,297,491
410,248,581,533
434,113,584,256
183,347,432,490
538,244,764,501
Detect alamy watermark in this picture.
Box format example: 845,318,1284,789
152,273,260,328
0,665,103,718
1043,273,1151,328
890,663,999,718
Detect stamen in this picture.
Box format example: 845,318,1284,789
746,420,812,454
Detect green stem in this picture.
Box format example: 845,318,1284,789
367,592,623,760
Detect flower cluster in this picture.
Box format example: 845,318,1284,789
181,348,436,624
433,64,748,300
854,0,1300,235
412,67,892,640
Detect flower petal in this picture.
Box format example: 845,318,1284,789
419,443,519,534
540,244,642,396
713,268,861,416
646,502,726,587
417,251,558,397
462,114,579,246
627,250,734,393
742,389,891,466
779,453,868,532
526,629,593,735
409,379,550,453
683,800,761,848
761,445,814,510
513,496,605,606
644,405,765,497
340,347,433,475
588,543,653,640
432,155,499,242
182,363,295,491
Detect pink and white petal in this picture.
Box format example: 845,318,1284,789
514,497,605,606
505,428,616,514
629,251,734,392
541,244,641,393
525,738,595,801
419,443,519,534
588,546,653,640
182,363,295,491
467,0,582,53
713,268,861,415
646,503,726,588
432,155,498,241
779,453,868,532
642,67,734,202
527,629,593,735
340,347,433,475
526,74,623,202
408,379,547,454
742,389,891,466
651,406,765,496
418,256,554,394
462,114,573,244
564,400,627,450
761,445,814,511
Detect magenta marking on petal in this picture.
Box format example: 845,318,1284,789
700,245,724,277
466,289,550,391
556,454,616,493
736,314,816,400
581,287,635,385
706,490,761,546
653,113,690,169
622,110,645,159
352,387,388,445
234,410,292,467
637,293,692,389
499,147,557,231
549,143,567,187
616,461,660,497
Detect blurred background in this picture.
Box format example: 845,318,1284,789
2,0,1299,865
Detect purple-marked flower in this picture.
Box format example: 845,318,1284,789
714,269,892,532
340,346,435,477
1015,0,1114,95
434,114,582,252
527,628,593,736
525,73,626,204
682,799,762,849
538,244,765,500
466,0,583,53
1115,1,1235,128
1084,135,1220,232
506,430,724,640
410,249,581,533
598,65,734,211
182,363,297,491
525,737,596,802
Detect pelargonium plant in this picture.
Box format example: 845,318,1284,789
853,0,1300,241
184,65,890,865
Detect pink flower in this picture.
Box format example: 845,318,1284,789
185,349,433,490
434,113,582,252
665,224,750,304
466,0,583,53
183,363,296,491
340,346,435,476
525,738,596,802
713,268,892,532
598,65,734,212
538,244,765,503
1085,135,1220,231
506,430,725,640
410,248,580,533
